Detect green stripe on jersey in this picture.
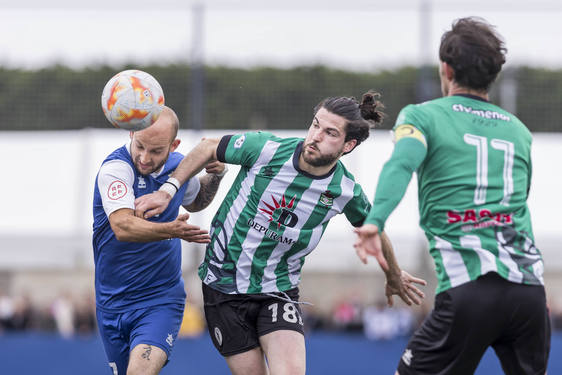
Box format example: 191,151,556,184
199,132,369,294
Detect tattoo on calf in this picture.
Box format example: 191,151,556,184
141,345,152,360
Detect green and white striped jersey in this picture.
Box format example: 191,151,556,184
198,132,370,294
396,94,544,294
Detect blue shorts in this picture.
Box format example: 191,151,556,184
96,303,185,375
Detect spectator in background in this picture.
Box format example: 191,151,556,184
362,300,398,340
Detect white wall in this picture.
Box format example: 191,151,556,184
0,130,560,272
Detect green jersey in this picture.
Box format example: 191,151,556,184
198,132,370,294
395,94,543,293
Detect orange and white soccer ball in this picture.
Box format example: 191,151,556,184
101,69,165,131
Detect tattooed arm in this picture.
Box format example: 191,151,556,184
183,161,226,212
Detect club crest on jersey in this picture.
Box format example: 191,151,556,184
259,194,298,228
319,190,334,207
137,176,146,189
234,135,246,149
262,166,275,177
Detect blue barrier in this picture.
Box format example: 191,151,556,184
0,332,558,374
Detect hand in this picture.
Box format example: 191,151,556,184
205,160,226,175
135,190,173,219
353,224,389,271
385,270,426,307
169,213,211,243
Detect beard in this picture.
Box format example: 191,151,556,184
302,142,343,167
133,156,168,176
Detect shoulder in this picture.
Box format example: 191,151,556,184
99,158,134,179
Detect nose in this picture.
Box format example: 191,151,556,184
311,128,323,142
139,150,150,164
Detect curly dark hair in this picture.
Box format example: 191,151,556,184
313,90,385,154
439,17,507,91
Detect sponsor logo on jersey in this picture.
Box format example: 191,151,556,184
452,104,511,121
447,209,513,232
319,190,334,207
402,348,413,366
247,219,296,245
137,176,146,189
166,333,174,347
234,135,246,149
259,195,298,228
107,180,127,200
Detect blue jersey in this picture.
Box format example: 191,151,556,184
92,145,191,312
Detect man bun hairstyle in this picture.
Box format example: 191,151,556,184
439,17,507,91
314,90,385,154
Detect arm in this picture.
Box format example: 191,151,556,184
109,208,210,243
184,161,227,212
134,138,221,218
379,231,426,307
364,135,427,230
353,134,426,268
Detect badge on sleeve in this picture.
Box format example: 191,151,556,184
107,180,128,200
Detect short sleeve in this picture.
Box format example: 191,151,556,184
343,183,372,227
97,160,136,217
182,177,201,206
216,131,276,167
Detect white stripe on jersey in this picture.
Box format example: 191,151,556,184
285,174,357,287
459,235,497,276
260,176,333,292
435,236,471,288
234,140,283,293
212,140,281,263
495,231,524,283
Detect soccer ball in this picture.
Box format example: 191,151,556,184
101,69,165,131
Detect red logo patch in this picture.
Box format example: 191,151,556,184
107,180,127,200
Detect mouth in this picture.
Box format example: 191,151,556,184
306,144,318,152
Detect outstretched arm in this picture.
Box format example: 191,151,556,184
379,232,426,306
109,208,210,243
134,138,221,218
354,226,426,306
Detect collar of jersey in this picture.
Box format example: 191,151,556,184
453,93,489,103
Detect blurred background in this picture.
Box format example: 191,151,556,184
0,0,561,373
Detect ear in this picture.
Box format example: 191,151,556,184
129,131,134,140
343,139,357,154
442,61,455,81
170,139,181,152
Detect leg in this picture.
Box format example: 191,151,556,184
96,308,130,375
126,303,184,375
260,330,305,375
127,344,168,375
493,284,550,375
225,347,269,375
